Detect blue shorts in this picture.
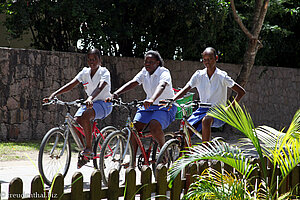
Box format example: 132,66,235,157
188,107,225,132
74,100,112,120
133,105,177,130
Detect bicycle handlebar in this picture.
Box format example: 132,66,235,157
42,97,85,107
109,98,144,108
159,99,211,109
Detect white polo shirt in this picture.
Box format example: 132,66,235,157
132,66,175,104
74,66,111,101
187,67,235,106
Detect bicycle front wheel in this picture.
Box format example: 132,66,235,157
93,126,117,169
156,138,182,169
38,127,71,186
99,130,134,186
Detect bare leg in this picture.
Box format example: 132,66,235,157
201,115,214,142
76,108,95,151
132,121,146,162
148,119,165,148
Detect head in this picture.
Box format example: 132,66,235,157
144,50,164,75
87,48,101,69
201,47,218,69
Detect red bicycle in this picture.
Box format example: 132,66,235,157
38,98,116,186
98,98,174,186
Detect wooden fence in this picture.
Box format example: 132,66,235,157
2,159,300,200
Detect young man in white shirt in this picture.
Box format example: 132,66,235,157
43,48,113,168
109,50,177,161
170,47,246,142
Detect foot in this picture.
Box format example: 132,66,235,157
77,156,89,169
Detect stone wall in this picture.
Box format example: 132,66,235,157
0,47,299,141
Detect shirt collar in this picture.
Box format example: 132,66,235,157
147,66,161,77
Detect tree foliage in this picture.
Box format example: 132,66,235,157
0,0,299,67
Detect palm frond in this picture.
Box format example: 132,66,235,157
183,168,255,200
207,102,267,177
255,109,300,187
168,140,258,187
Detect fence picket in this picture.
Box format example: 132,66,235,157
140,166,152,200
291,165,300,197
90,170,102,200
156,164,167,200
170,168,182,200
51,174,64,200
71,172,83,200
107,169,120,200
8,177,23,200
30,175,44,200
124,167,136,200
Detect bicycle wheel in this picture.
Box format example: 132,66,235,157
99,130,134,186
151,132,176,173
38,127,71,186
93,126,117,169
156,138,182,169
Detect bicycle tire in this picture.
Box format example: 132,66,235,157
156,138,182,170
99,130,134,186
93,126,117,169
150,132,174,173
38,127,71,186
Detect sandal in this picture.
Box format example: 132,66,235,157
77,156,89,169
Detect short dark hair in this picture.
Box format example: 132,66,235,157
145,50,164,66
87,48,101,59
202,47,217,57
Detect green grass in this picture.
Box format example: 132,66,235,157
0,141,79,161
0,141,41,161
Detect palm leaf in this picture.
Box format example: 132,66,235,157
183,168,256,200
255,109,300,190
168,139,258,187
207,102,267,177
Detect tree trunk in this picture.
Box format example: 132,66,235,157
229,0,269,88
235,39,259,87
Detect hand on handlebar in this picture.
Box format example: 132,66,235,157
159,99,174,111
105,93,119,103
43,95,55,103
143,99,153,109
85,99,93,109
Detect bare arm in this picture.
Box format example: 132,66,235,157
85,81,108,108
144,81,167,108
229,83,246,107
112,80,139,98
44,79,80,102
172,84,192,101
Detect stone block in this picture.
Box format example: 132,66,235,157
6,97,19,110
0,123,7,140
7,124,20,140
19,120,31,140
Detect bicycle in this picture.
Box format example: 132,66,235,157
98,98,174,186
38,97,117,186
156,99,220,169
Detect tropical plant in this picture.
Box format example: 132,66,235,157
168,102,300,199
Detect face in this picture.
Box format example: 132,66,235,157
202,51,217,70
144,55,160,75
87,54,100,70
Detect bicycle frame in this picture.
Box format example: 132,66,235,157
122,114,155,166
45,99,101,158
113,99,157,167
173,101,211,148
